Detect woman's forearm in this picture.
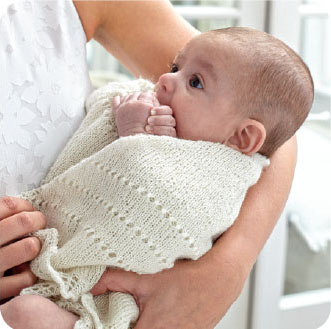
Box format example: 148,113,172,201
211,135,297,280
74,0,199,82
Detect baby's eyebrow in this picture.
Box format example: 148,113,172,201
174,51,185,62
196,59,217,83
174,53,217,83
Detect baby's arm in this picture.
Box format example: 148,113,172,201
113,92,176,138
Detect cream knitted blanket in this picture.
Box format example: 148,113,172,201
20,79,269,329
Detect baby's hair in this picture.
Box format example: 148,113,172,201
208,27,314,156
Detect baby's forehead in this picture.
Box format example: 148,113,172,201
180,33,239,62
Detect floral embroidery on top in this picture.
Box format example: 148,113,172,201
0,0,92,196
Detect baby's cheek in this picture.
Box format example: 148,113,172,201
173,118,184,139
176,116,205,141
172,108,191,139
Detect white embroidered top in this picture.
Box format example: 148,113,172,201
0,0,92,196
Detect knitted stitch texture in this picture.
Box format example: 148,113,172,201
19,79,269,329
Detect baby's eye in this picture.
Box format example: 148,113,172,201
189,75,203,89
170,63,178,73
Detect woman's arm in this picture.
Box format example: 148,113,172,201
74,0,199,82
214,135,297,280
91,136,297,328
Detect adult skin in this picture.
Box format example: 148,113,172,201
0,1,297,328
0,197,46,300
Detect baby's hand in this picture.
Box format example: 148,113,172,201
146,106,177,137
113,92,176,138
113,92,154,137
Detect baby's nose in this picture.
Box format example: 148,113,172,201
158,73,175,93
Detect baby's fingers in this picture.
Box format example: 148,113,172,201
150,105,173,116
147,105,176,137
138,92,155,105
146,126,177,137
147,115,176,127
127,92,140,101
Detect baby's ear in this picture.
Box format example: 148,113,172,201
225,119,266,155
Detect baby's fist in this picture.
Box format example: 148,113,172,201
113,92,157,137
145,106,177,138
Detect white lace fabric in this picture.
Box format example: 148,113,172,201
0,0,92,196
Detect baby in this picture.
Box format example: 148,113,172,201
114,26,313,158
1,27,313,329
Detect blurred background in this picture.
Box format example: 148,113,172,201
86,1,330,328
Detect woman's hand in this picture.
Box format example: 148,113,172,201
0,196,46,301
91,249,244,329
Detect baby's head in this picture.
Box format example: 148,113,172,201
155,27,314,157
